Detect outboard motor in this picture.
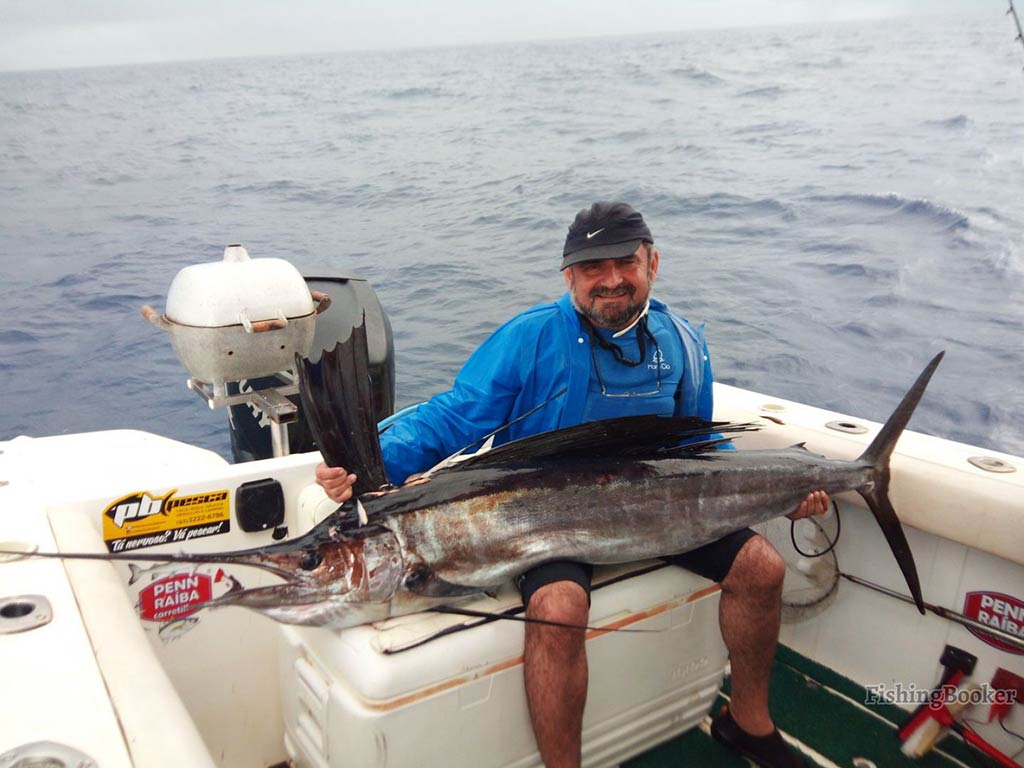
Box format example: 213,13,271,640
142,246,395,462
228,273,395,462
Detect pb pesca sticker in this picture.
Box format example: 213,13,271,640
102,489,230,552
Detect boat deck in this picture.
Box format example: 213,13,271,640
628,646,989,768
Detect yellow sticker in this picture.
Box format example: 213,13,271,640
102,489,231,552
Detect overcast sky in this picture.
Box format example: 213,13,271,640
0,0,998,73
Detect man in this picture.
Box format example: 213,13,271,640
317,202,828,768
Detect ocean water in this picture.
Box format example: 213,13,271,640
1,14,1022,460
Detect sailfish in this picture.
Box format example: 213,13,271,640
0,319,940,627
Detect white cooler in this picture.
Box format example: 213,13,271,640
279,563,728,768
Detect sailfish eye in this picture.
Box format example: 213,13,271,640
299,551,323,571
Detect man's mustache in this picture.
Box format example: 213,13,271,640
589,283,636,299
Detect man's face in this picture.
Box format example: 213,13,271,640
563,245,660,330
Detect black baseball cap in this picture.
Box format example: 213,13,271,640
561,201,654,270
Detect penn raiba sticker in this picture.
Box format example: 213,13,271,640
962,590,1024,655
102,489,230,552
134,566,243,623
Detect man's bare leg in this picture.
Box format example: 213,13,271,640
717,535,786,736
523,581,590,768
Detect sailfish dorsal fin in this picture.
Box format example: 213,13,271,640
296,316,389,496
448,415,757,469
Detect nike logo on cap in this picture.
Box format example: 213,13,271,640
586,228,605,239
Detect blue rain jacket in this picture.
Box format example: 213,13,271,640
379,292,716,484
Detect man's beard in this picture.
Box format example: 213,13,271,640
570,274,652,330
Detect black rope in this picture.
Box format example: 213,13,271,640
581,313,654,367
952,718,1024,766
790,498,842,558
1000,718,1024,759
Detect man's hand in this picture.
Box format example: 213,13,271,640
786,490,830,521
315,463,358,503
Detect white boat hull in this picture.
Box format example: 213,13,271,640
1,382,1021,766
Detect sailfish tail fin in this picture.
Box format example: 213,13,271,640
855,351,945,614
296,315,389,496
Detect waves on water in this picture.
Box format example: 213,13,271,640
0,14,1021,457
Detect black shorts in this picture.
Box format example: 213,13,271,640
516,528,758,608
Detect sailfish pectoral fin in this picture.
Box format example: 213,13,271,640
402,561,485,598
